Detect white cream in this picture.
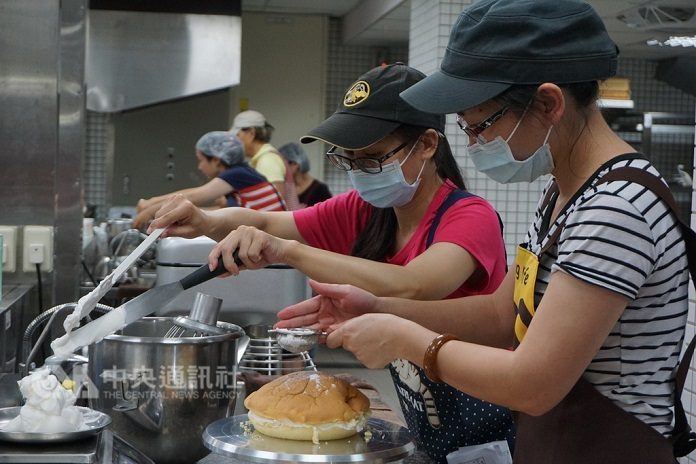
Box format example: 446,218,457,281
247,410,368,434
0,368,85,434
51,306,127,358
63,274,115,336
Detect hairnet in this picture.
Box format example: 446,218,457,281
278,142,310,173
195,131,245,167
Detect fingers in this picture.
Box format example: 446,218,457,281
233,226,272,268
277,295,321,319
307,279,352,299
274,312,319,328
325,324,346,349
209,241,241,276
148,195,193,234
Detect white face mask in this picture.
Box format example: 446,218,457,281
468,111,554,184
348,140,425,208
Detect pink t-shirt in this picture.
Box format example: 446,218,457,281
293,180,506,298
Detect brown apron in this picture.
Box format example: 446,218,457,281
512,163,696,463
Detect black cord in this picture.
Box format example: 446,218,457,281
35,263,43,314
81,260,98,287
35,263,46,362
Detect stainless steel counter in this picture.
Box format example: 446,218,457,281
0,285,34,373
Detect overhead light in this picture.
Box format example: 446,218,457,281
617,4,695,31
646,35,696,47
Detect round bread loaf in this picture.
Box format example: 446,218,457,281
244,371,370,441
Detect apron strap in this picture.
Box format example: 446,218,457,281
426,189,505,249
426,190,474,247
594,166,696,456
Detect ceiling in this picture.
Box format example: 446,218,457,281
242,0,696,59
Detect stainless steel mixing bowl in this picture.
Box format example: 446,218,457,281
88,317,245,464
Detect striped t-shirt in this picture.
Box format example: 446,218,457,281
524,155,688,436
218,165,286,212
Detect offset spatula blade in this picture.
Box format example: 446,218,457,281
121,281,184,325
51,253,241,357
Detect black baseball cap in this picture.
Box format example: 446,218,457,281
401,0,619,114
301,63,445,150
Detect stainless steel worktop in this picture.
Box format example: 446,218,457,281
0,284,34,374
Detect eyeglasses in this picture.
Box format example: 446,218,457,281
326,140,410,174
456,107,509,144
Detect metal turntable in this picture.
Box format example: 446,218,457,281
203,414,415,463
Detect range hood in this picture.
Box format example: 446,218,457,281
86,8,241,112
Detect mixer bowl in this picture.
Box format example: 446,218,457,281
87,317,244,464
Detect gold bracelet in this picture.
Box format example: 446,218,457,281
423,333,459,383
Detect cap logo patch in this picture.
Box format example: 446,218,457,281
343,81,370,107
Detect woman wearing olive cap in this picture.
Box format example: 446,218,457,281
133,131,285,229
277,1,692,462
150,63,513,461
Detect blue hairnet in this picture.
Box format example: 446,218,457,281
278,142,310,173
195,131,245,167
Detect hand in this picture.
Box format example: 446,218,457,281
135,198,151,213
147,194,209,238
276,280,378,330
208,225,291,275
326,314,412,368
133,204,157,230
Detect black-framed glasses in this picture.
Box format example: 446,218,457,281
326,140,410,174
456,106,509,144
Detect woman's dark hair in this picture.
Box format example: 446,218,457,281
494,81,599,115
350,124,466,262
201,153,231,169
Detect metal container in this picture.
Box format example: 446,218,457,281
155,237,311,328
87,317,245,464
105,219,134,242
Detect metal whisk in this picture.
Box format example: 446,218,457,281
165,292,227,338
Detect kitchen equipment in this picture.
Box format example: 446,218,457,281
0,428,156,464
239,324,315,375
104,219,133,243
164,292,223,338
269,327,328,353
88,317,246,464
203,414,415,463
0,284,33,374
52,253,238,357
0,406,111,444
110,229,148,257
155,236,311,329
21,302,113,378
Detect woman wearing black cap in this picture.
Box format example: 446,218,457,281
277,1,693,463
151,63,514,461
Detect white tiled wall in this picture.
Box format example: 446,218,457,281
409,0,547,260
322,18,408,194
84,111,113,220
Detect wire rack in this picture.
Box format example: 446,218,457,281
238,335,316,376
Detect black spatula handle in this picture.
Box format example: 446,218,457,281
179,250,242,290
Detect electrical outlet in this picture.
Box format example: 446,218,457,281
22,225,53,272
0,226,18,272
